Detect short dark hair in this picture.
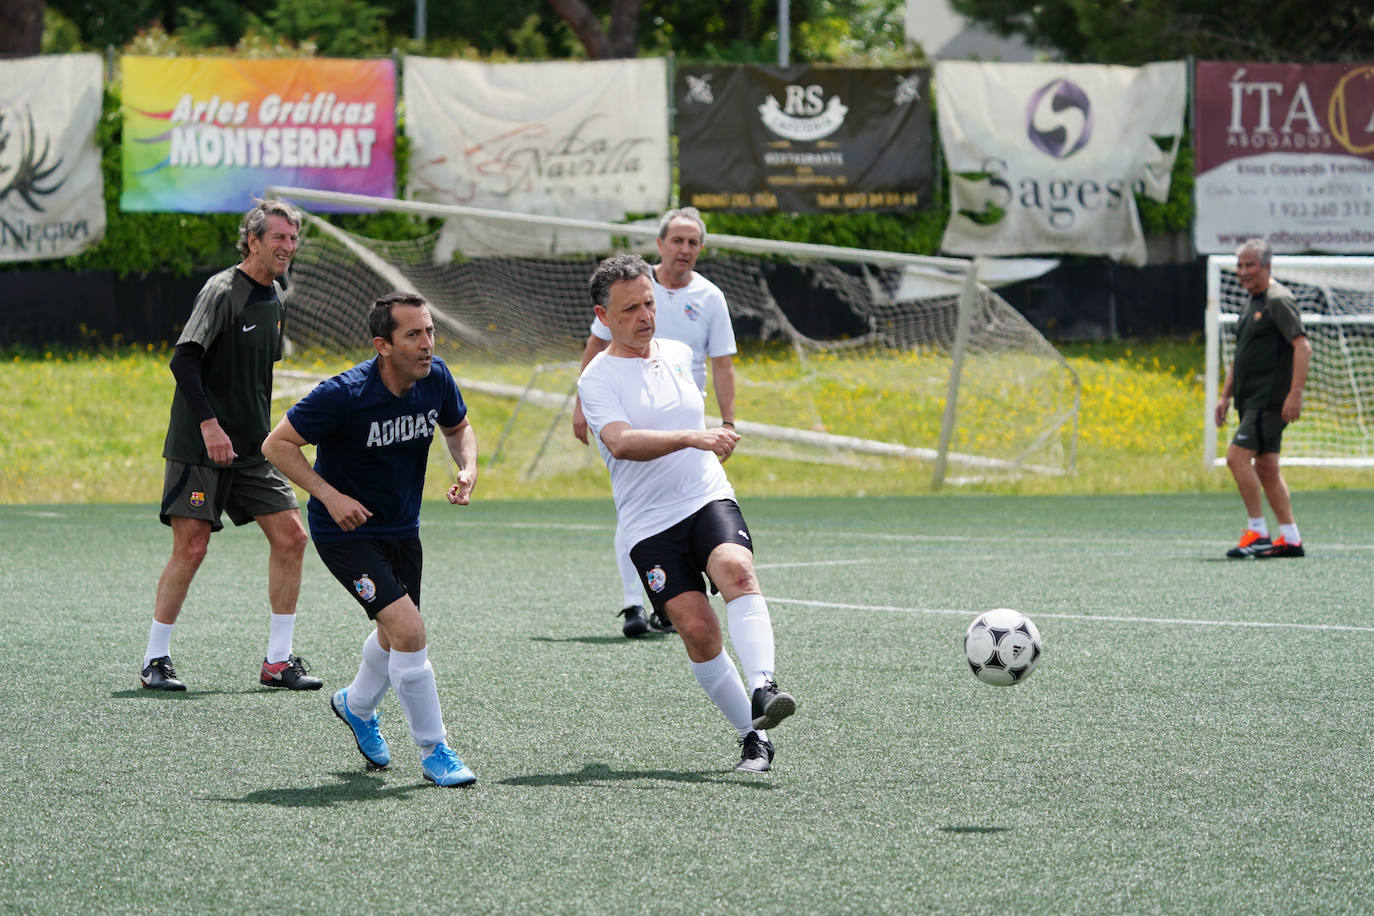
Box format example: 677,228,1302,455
237,199,302,258
658,207,706,243
589,254,654,309
369,291,428,341
1238,237,1272,267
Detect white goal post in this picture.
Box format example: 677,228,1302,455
1205,255,1374,469
266,186,1080,486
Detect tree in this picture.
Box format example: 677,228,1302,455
0,0,46,55
949,0,1374,64
546,0,641,58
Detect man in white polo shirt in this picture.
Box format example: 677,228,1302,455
572,207,738,638
577,253,793,774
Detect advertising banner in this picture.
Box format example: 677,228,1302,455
121,57,395,212
1194,61,1374,254
1,54,105,262
404,56,670,219
937,61,1186,266
676,65,933,213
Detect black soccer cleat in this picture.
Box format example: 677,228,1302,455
647,608,676,634
735,731,774,773
141,655,186,691
750,680,796,731
618,605,649,638
260,654,324,690
1226,530,1272,558
1258,537,1305,558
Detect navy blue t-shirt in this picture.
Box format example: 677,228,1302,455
286,355,466,543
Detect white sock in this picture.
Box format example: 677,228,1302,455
614,524,642,607
144,620,174,666
390,647,446,749
726,594,775,691
266,612,295,664
1280,523,1301,544
1248,517,1269,537
345,630,391,719
690,649,754,737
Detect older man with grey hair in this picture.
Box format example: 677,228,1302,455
1214,237,1312,559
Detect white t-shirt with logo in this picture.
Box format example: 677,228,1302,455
578,338,736,550
590,269,736,394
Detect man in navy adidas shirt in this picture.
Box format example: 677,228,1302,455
262,291,480,787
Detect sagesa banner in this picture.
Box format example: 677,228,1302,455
676,65,933,213
1195,61,1374,255
404,56,670,219
121,57,396,213
937,61,1186,266
0,54,105,263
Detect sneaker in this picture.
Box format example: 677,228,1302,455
140,655,186,691
734,731,774,773
421,742,477,787
647,608,676,634
1259,536,1305,558
1226,530,1273,558
331,688,391,769
619,605,649,638
750,680,797,731
260,654,324,690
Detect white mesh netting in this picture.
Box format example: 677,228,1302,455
272,190,1080,482
1208,255,1374,467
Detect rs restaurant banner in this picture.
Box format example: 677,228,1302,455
675,65,933,213
121,57,396,212
0,54,105,262
937,61,1186,266
1194,61,1374,254
404,56,670,218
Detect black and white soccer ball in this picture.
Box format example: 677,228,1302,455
963,608,1043,686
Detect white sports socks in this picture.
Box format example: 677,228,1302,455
614,523,642,607
1248,517,1269,537
266,612,296,664
690,649,754,737
725,593,775,691
144,620,174,666
389,646,446,749
345,629,392,719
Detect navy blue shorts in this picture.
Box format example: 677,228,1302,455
314,537,422,619
629,499,753,614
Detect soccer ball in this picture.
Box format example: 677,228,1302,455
963,608,1043,686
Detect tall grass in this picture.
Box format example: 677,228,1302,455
1,339,1366,503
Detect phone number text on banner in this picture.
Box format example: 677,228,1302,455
1194,61,1374,254
676,65,932,214
121,57,395,213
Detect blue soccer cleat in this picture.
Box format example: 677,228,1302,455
331,688,391,769
421,742,477,787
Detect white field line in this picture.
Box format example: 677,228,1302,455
765,596,1374,634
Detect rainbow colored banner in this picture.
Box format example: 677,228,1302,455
121,57,395,212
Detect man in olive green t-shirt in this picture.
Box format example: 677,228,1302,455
1214,238,1312,559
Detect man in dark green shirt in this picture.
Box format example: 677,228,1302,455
1214,238,1312,559
140,200,321,692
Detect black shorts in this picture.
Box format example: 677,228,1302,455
160,459,298,532
629,499,753,614
1233,408,1287,455
314,537,422,619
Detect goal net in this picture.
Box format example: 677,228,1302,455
1205,255,1374,468
268,186,1080,485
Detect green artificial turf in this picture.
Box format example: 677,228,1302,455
2,493,1371,913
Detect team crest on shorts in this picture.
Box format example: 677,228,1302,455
646,565,667,593
353,575,378,602
188,490,206,508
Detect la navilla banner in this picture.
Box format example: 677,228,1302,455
121,57,395,213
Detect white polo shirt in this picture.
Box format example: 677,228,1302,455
578,338,736,550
